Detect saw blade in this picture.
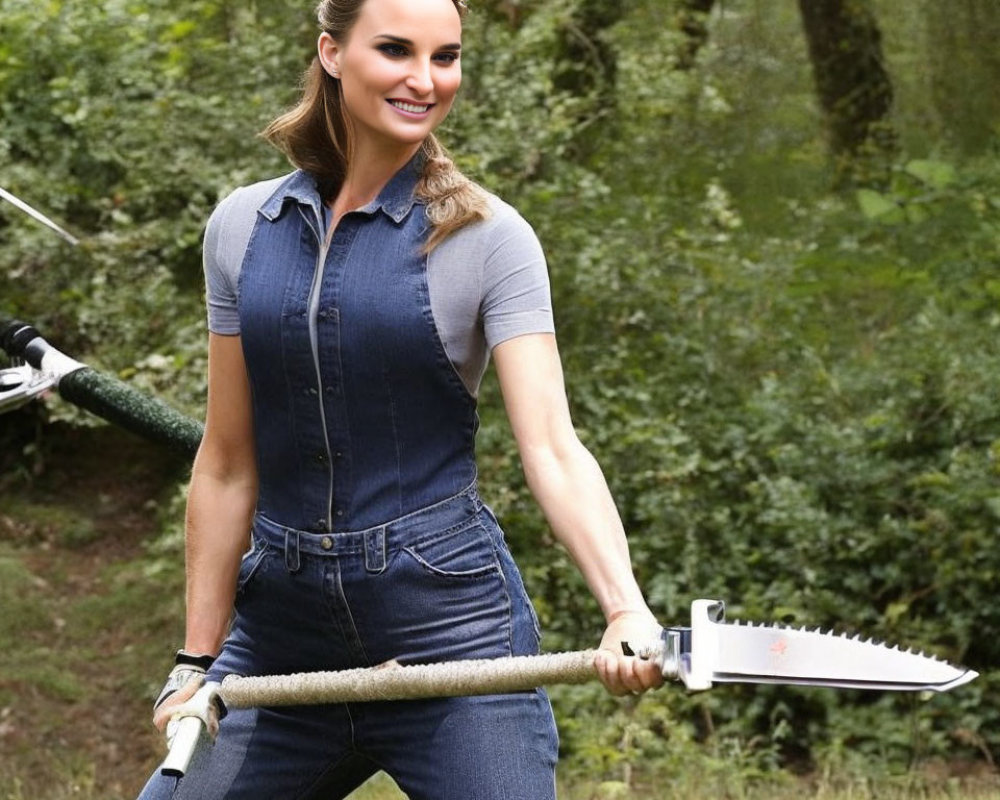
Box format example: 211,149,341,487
684,600,977,692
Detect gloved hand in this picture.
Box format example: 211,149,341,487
164,682,225,746
153,651,215,733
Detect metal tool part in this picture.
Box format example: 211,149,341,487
157,599,978,779
0,363,54,414
0,186,80,246
669,599,977,692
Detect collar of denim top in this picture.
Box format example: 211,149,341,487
257,151,425,225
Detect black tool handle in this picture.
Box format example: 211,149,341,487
1,317,203,457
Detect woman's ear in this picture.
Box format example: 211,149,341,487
318,32,342,78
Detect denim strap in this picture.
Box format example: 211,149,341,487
284,529,302,573
364,527,387,574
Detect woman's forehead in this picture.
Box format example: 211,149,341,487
352,0,463,38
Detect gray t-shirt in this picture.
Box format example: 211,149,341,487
204,177,555,397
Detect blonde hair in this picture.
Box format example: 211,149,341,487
262,0,488,252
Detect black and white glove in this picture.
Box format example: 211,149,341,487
154,650,215,712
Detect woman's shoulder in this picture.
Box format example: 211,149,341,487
208,173,297,232
444,187,540,252
482,188,535,230
203,173,297,288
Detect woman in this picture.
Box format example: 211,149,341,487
139,0,662,797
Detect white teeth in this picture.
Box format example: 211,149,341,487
390,100,430,114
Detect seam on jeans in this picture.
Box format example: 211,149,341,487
321,561,371,666
383,362,404,519
405,515,483,549
345,702,357,749
420,247,479,403
174,707,258,800
499,566,515,658
295,744,375,800
487,538,515,657
337,565,370,664
364,527,387,574
331,229,360,522
235,545,270,595
481,507,540,648
399,546,501,580
268,217,311,525
501,537,542,643
485,522,516,657
233,206,262,317
255,480,478,542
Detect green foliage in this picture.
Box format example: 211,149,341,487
465,0,1000,774
0,0,310,416
3,0,1000,788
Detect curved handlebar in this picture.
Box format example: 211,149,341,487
0,317,203,457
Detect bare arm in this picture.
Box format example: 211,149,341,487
183,332,258,656
152,333,256,731
492,333,663,695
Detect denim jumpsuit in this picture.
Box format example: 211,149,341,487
137,159,560,799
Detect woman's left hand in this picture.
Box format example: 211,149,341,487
594,610,665,696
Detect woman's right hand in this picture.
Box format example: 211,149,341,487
152,668,207,733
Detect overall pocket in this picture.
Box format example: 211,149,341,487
480,507,543,650
401,520,501,580
235,536,271,595
384,520,510,663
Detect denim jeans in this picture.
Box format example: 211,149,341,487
136,485,559,799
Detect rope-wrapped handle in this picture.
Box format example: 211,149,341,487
220,650,601,707
161,651,606,777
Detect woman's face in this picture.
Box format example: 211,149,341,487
320,0,463,153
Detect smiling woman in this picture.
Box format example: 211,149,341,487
134,0,663,798
263,0,486,251
319,6,462,149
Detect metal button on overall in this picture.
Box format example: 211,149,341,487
236,160,479,534
134,156,558,800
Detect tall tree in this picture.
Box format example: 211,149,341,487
552,0,624,97
797,0,896,182
478,0,538,29
674,0,717,70
923,0,1000,153
551,0,628,161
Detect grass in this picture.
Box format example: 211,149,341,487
3,768,1000,800
1,427,998,799
348,771,1000,799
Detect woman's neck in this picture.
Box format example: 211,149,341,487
331,139,422,219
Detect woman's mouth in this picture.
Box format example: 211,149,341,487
387,99,435,117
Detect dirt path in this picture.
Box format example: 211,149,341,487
0,422,190,799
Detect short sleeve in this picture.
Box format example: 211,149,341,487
480,206,555,351
203,192,242,335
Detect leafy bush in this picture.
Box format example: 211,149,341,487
3,0,999,780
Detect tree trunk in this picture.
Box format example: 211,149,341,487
674,0,717,70
551,0,628,161
478,0,536,29
552,0,625,98
924,0,1000,152
798,0,896,182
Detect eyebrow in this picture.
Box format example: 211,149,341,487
373,34,462,50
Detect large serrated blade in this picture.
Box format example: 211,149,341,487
679,600,977,692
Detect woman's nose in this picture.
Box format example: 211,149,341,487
405,61,434,94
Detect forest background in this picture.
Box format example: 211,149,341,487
1,0,999,797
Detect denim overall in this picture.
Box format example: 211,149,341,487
137,159,559,800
